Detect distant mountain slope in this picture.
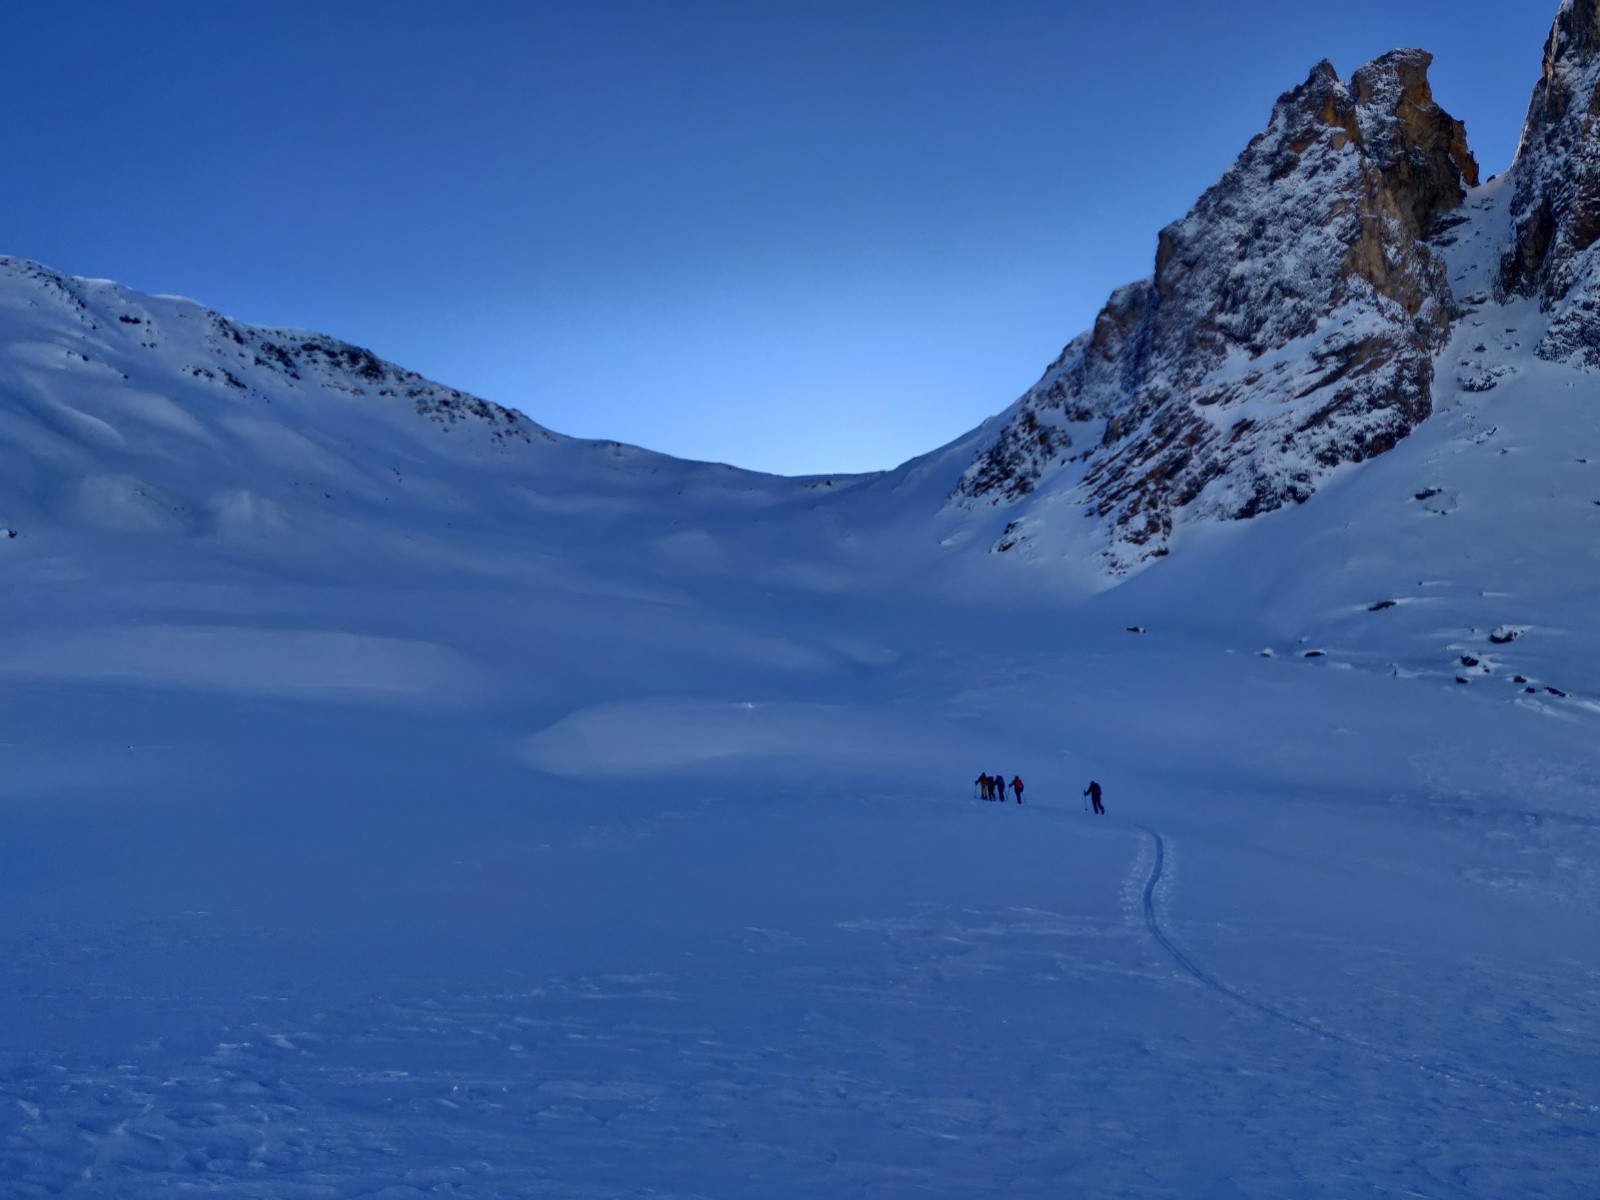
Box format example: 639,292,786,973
0,256,890,565
0,256,538,535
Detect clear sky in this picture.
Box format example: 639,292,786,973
0,1,1561,475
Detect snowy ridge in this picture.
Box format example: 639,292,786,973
1,255,542,441
0,255,546,540
0,254,903,570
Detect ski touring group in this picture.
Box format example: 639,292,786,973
973,773,1106,814
976,772,1024,803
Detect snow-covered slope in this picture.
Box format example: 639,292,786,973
1,4,1599,1197
0,255,884,557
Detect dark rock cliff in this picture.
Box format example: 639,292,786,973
1499,0,1600,364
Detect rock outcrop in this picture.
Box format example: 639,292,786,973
1351,51,1480,237
1499,0,1600,364
951,51,1477,570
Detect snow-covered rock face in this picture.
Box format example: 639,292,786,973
952,52,1478,572
1499,0,1600,364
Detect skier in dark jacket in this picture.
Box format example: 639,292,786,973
1084,780,1104,815
1011,775,1024,804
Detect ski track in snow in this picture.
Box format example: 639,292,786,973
2,800,1597,1197
1130,822,1599,1123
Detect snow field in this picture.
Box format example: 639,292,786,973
1,550,1596,1196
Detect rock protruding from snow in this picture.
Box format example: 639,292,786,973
1499,0,1600,363
951,53,1471,571
1351,50,1480,238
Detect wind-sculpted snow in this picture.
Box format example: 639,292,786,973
952,53,1476,572
0,624,488,706
521,698,992,778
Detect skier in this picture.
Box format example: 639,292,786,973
1084,779,1104,815
1011,775,1024,804
992,771,1004,804
975,772,989,800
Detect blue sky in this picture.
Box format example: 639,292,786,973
0,1,1560,475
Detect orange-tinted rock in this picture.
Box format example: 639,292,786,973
951,53,1469,570
1352,50,1479,238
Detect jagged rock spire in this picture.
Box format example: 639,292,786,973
1551,0,1600,60
1502,0,1600,300
950,52,1471,570
1352,50,1479,238
1498,0,1600,363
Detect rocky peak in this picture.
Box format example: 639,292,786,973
1500,0,1600,313
949,52,1469,571
1281,59,1359,148
1352,50,1480,238
1549,0,1600,63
